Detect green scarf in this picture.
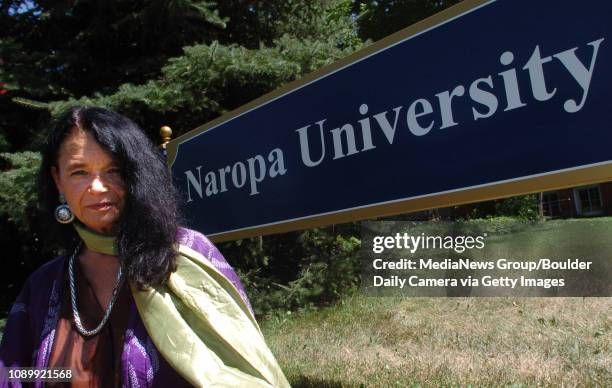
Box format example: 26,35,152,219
73,222,119,255
73,224,290,387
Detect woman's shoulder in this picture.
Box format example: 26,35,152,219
4,256,65,328
176,227,236,281
176,226,253,312
177,227,217,256
25,255,66,287
15,255,66,304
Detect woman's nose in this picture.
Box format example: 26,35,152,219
89,175,109,192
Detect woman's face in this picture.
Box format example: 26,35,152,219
51,128,126,234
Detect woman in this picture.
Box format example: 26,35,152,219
0,107,289,387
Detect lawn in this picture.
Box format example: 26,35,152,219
261,295,611,387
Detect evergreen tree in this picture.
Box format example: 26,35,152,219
351,0,462,42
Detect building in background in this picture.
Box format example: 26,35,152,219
540,182,612,218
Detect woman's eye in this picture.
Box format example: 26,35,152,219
70,170,87,176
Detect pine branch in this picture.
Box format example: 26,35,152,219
11,97,50,110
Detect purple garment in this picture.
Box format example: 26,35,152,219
0,228,251,387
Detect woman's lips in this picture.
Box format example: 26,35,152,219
87,202,115,211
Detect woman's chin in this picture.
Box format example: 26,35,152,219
79,216,120,235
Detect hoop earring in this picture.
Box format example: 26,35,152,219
55,193,74,224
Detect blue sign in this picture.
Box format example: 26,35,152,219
167,0,612,241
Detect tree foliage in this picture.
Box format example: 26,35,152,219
453,195,540,221
223,226,361,315
49,33,360,134
351,0,463,42
1,0,225,98
0,152,41,232
0,151,46,309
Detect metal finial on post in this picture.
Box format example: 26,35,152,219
159,125,172,150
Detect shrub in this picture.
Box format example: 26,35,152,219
221,224,361,316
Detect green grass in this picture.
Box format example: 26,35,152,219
261,295,611,387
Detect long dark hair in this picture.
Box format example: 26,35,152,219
39,106,179,288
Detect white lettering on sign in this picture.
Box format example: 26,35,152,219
296,38,605,166
184,148,287,201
